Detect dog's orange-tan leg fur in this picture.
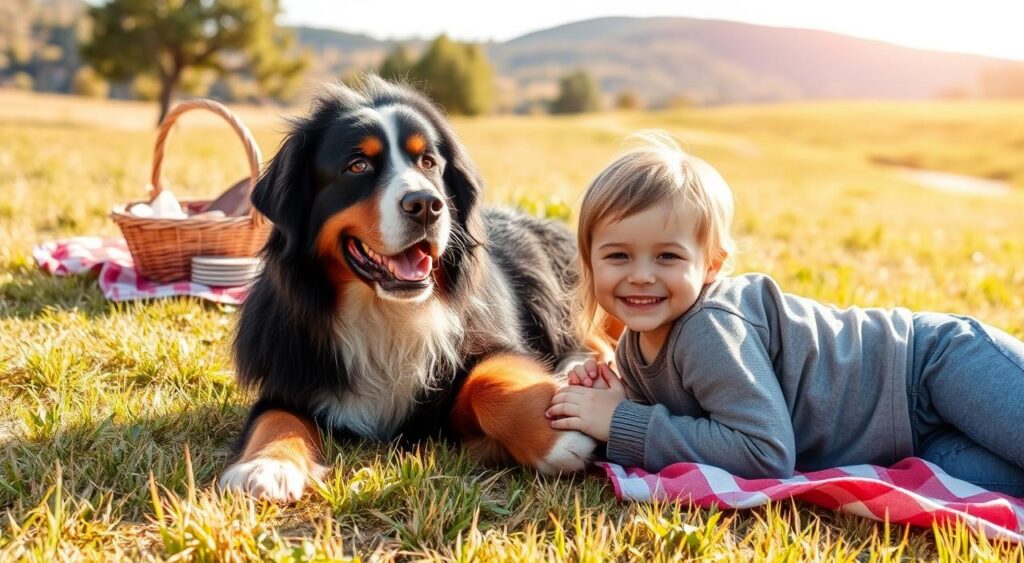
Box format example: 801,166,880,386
218,410,329,502
452,354,596,473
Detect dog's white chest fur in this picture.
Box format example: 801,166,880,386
314,286,463,439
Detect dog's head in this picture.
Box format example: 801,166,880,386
253,77,484,303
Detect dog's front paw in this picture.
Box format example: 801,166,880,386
219,458,327,502
533,431,597,474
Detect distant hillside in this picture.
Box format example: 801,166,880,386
489,17,1012,105
293,17,1016,107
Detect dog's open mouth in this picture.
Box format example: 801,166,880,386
343,236,435,291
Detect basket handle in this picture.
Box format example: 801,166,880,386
150,99,266,226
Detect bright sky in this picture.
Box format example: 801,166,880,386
281,0,1024,61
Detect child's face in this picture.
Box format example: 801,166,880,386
590,203,718,339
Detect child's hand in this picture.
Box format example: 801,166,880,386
548,364,625,442
566,358,600,387
567,359,616,389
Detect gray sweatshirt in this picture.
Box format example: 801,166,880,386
607,273,915,478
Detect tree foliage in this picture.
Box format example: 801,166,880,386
71,66,110,97
377,36,494,116
551,69,603,114
82,0,309,124
0,0,84,93
614,90,641,110
377,44,414,82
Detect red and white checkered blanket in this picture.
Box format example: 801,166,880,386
598,457,1024,542
32,237,247,305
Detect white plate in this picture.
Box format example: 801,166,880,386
192,277,255,287
193,272,255,279
191,271,258,282
192,256,261,268
192,271,256,280
194,281,252,287
191,262,259,271
190,270,258,278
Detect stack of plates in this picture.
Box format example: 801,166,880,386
191,256,262,287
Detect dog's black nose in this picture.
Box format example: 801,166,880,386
401,191,444,225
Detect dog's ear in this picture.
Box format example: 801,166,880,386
252,131,313,256
443,138,484,239
438,132,486,286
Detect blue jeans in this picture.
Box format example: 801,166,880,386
909,313,1024,497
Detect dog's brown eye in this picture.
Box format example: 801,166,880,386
349,160,368,173
420,156,435,170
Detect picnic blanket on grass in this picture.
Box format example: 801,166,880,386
598,457,1024,542
32,237,247,305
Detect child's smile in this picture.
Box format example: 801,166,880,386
619,295,667,309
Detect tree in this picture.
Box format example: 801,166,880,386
614,90,641,110
662,94,694,109
551,69,602,114
71,66,110,97
408,35,494,116
82,0,309,124
377,44,414,82
12,71,33,90
131,73,161,101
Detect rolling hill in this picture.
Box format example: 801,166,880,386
297,16,1016,107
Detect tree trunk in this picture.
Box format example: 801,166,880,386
156,67,182,126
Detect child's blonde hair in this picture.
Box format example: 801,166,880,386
574,131,737,338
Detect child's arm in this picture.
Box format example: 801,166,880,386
606,312,797,478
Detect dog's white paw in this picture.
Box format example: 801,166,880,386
533,431,597,474
219,458,327,503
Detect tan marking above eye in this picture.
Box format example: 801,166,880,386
406,134,427,155
359,137,382,157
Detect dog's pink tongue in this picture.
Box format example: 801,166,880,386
391,245,432,281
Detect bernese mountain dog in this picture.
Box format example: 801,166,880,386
218,77,614,501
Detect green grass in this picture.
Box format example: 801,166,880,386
2,91,1024,560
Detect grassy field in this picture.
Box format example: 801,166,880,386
2,89,1024,560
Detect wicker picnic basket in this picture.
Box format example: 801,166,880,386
110,99,271,283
